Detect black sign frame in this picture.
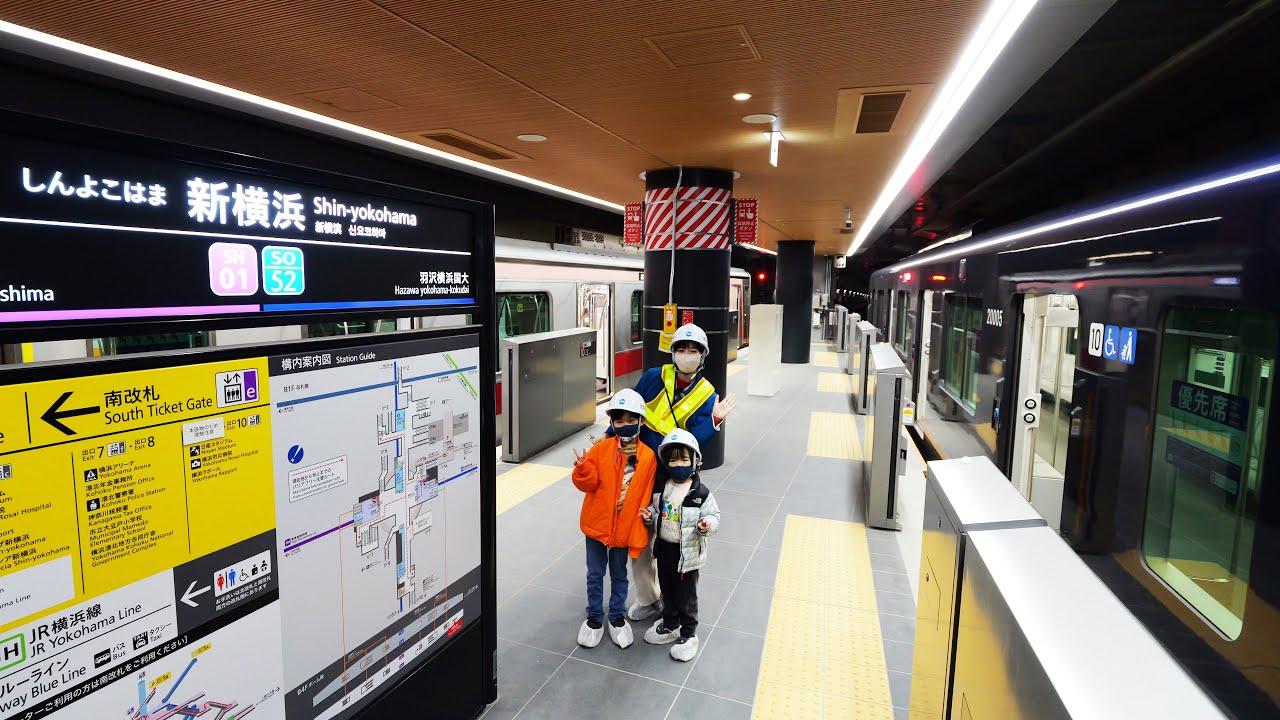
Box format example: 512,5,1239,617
0,106,493,343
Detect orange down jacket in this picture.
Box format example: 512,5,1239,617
572,437,657,558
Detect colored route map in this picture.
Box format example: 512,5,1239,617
269,336,482,720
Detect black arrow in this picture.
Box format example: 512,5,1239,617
41,391,100,436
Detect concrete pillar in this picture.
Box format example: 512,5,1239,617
641,167,732,469
777,240,815,364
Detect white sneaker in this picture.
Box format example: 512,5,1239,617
577,620,604,648
607,619,633,648
670,635,698,662
626,600,663,622
643,619,680,645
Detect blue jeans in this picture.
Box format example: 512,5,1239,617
585,537,629,623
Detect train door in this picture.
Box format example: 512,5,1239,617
578,282,613,399
1009,293,1079,530
916,290,935,421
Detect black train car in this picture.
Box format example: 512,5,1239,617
871,157,1280,718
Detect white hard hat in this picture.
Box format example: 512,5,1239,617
671,324,708,355
606,388,646,421
658,428,702,466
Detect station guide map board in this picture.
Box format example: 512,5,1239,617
0,331,483,720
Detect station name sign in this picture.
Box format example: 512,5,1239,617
0,127,481,332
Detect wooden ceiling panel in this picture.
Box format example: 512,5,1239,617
0,0,986,254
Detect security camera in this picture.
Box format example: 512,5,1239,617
843,207,853,230
844,218,854,230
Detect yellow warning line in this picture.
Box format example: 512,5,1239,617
814,351,839,368
727,364,746,377
816,372,852,394
753,516,893,719
495,463,570,515
806,411,861,460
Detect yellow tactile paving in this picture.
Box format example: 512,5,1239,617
816,372,853,393
495,462,570,515
814,351,839,368
727,364,746,377
752,516,896,720
806,411,862,460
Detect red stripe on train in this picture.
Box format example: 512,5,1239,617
614,347,644,377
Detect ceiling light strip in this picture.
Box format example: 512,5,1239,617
847,0,1041,256
888,157,1280,271
0,20,624,214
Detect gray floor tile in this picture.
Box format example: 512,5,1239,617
528,547,597,599
783,473,861,503
497,575,525,608
668,688,752,720
700,540,754,582
867,537,900,557
496,462,518,477
693,573,737,629
873,570,912,595
794,454,862,482
709,513,770,546
866,527,901,543
521,480,582,510
570,623,695,686
776,494,861,523
713,488,783,520
740,547,781,587
888,669,912,709
875,589,916,620
895,706,909,720
883,639,913,674
759,519,787,549
514,656,679,720
716,582,774,635
684,627,765,704
870,551,908,575
718,469,790,497
484,640,565,720
879,613,915,645
497,585,590,656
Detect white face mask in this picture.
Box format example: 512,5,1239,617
674,353,701,374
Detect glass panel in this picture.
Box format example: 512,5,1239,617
631,291,643,344
496,292,551,372
964,299,982,407
91,332,209,356
1034,325,1077,480
1143,306,1274,640
306,319,397,337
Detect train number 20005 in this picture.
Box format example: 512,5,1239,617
985,309,1003,327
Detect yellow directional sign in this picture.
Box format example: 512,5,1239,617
0,357,275,629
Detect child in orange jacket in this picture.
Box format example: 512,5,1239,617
571,389,657,649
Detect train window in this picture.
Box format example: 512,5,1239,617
90,332,210,356
942,295,982,409
306,319,397,337
894,290,907,351
1143,306,1275,639
497,292,551,371
630,291,643,344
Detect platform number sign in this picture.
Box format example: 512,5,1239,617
1088,322,1136,364
262,245,305,296
1088,323,1104,357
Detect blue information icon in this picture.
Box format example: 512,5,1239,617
1118,327,1137,365
1102,325,1120,361
262,246,305,296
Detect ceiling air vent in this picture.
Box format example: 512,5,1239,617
300,87,398,112
416,131,519,161
645,24,760,68
855,92,907,134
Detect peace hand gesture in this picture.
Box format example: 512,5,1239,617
572,448,587,467
713,393,738,422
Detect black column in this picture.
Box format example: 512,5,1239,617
642,167,732,470
777,240,815,364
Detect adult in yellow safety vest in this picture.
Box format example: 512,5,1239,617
624,323,736,622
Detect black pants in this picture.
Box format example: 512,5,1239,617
654,538,699,637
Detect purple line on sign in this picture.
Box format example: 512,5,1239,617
284,519,355,551
0,304,259,322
